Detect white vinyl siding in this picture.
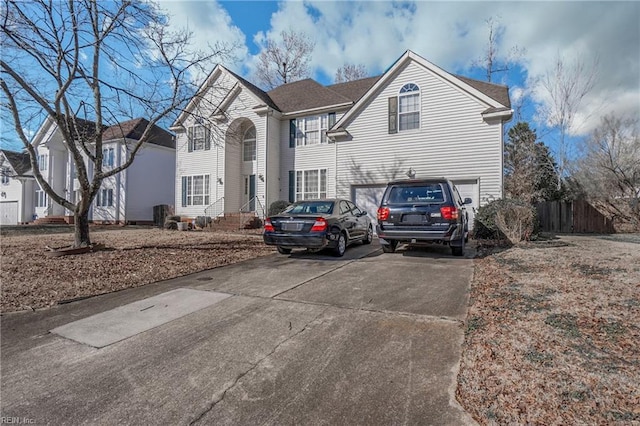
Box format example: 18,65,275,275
336,61,503,206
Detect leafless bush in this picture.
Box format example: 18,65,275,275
495,205,535,244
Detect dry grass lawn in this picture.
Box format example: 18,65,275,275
457,235,640,424
1,227,273,312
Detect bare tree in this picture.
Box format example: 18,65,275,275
575,114,640,229
473,16,524,83
1,0,229,248
254,29,314,90
539,53,598,190
334,63,368,83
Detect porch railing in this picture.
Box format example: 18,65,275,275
239,196,265,228
204,196,225,219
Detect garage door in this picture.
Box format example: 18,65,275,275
352,185,386,234
0,201,18,225
452,180,479,230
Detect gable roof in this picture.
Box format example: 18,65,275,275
225,68,280,111
102,118,175,149
0,149,31,176
333,50,512,130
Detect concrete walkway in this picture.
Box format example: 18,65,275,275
1,242,477,425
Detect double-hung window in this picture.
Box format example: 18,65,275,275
35,189,48,207
291,114,333,147
96,188,113,207
243,126,256,161
187,124,210,152
398,83,420,131
181,175,210,206
294,169,327,201
38,154,48,171
102,147,115,167
1,172,9,185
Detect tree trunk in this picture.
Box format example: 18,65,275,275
74,210,92,248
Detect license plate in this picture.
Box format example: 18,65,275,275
282,222,303,231
402,214,425,224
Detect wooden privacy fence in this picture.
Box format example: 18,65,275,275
536,200,615,234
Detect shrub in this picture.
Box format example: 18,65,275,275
268,200,291,216
474,198,537,242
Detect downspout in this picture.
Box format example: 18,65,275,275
264,110,268,217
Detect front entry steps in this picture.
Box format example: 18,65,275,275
209,212,262,231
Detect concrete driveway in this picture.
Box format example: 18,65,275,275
1,241,476,425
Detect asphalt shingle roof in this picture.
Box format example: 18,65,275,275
102,118,175,149
267,79,353,113
0,149,31,175
455,75,511,108
326,76,381,103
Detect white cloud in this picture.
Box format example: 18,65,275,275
158,0,249,82
238,1,638,136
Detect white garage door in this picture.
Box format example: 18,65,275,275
452,180,479,230
352,185,386,234
0,201,18,225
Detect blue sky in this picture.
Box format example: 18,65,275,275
2,1,639,156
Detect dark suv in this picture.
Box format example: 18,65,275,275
376,178,472,256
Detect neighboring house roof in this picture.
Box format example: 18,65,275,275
102,118,175,149
0,149,31,176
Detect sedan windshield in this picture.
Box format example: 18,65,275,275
283,201,334,215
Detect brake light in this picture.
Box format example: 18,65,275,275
264,218,275,232
310,217,328,232
440,206,459,220
377,207,390,221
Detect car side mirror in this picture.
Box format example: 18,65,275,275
463,198,472,205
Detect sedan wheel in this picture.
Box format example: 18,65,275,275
277,246,292,255
362,226,373,245
333,233,347,257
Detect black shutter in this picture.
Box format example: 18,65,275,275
204,127,211,150
289,120,296,148
288,171,295,202
187,127,193,152
181,176,187,207
388,97,398,134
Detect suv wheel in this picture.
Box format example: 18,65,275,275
382,240,398,253
451,241,465,257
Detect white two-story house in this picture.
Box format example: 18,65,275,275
171,50,512,229
2,117,175,225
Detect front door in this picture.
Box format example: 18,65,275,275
243,174,256,212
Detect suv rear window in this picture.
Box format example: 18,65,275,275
386,184,445,204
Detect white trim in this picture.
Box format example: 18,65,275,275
280,102,352,119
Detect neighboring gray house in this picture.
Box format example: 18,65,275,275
171,50,512,229
2,117,176,225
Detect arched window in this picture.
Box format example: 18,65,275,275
243,126,256,161
399,83,420,131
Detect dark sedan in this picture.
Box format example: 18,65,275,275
263,199,373,257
